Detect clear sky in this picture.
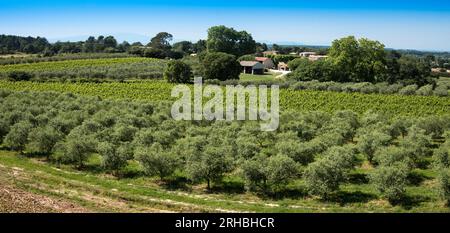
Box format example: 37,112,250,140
1,0,450,51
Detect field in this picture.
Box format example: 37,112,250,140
1,150,448,213
1,55,450,213
0,80,449,117
239,72,281,81
0,57,167,81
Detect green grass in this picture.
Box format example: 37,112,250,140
1,80,449,118
0,150,448,213
240,72,281,81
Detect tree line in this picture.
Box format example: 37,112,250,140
1,27,444,87
287,36,434,86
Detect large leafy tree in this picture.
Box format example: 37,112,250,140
148,32,173,50
206,25,256,57
164,60,192,83
173,41,195,54
329,36,387,82
201,52,241,81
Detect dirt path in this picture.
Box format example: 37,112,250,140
268,69,291,79
0,182,89,213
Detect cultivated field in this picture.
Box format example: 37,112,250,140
1,55,450,213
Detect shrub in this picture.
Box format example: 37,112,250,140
7,71,34,81
379,83,403,94
415,84,433,96
201,52,241,81
288,59,335,82
433,86,449,97
287,58,310,71
143,48,165,59
164,60,192,83
399,84,418,95
370,162,409,204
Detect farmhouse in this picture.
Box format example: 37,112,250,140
299,52,317,57
308,55,328,61
278,62,289,71
255,57,275,69
240,61,265,75
431,68,450,73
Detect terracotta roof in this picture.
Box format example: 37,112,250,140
255,57,270,62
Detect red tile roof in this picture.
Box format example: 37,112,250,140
255,57,270,62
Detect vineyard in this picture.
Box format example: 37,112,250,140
0,89,449,212
0,53,135,65
0,80,449,117
0,57,167,81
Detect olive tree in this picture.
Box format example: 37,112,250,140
236,135,260,160
399,126,432,166
357,131,391,163
370,162,409,204
27,126,62,158
135,143,179,180
3,121,33,154
97,142,131,175
374,146,413,168
304,146,356,198
266,154,299,189
0,118,10,144
132,128,155,147
61,128,97,168
437,168,450,205
185,145,233,190
241,155,268,191
275,140,315,165
417,116,449,139
433,144,450,169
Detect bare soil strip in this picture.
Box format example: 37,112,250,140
0,182,89,213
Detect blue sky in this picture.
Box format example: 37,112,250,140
1,0,450,51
